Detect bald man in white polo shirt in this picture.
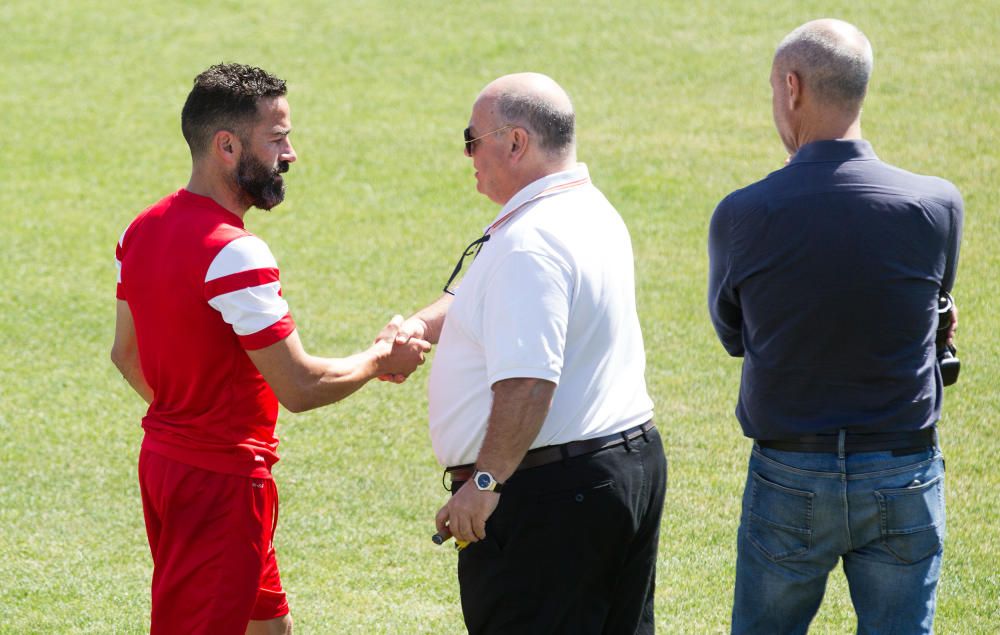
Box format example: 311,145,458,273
384,73,666,634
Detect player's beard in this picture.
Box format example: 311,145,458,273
236,152,289,211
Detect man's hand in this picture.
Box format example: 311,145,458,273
375,314,429,383
376,313,428,344
435,481,501,544
947,304,958,347
372,333,431,380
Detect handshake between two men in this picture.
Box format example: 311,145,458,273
372,313,434,384
373,294,451,384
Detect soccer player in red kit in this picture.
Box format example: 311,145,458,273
110,63,430,635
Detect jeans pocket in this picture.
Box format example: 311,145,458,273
747,471,814,562
874,474,945,564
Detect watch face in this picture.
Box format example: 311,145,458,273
476,473,492,489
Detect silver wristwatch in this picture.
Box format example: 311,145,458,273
472,470,504,493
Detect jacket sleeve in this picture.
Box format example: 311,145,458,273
941,186,964,293
708,197,744,357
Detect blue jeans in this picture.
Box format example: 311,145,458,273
731,440,945,635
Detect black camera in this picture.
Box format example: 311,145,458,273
936,292,960,386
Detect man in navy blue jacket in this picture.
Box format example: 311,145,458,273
708,18,963,634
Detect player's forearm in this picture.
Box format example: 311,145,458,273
475,377,556,482
111,353,153,404
128,371,154,404
250,329,427,412
282,347,382,412
112,300,153,404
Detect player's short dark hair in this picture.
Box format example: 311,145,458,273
181,63,287,156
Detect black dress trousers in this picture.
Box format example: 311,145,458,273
455,427,667,635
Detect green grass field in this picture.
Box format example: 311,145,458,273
2,1,997,632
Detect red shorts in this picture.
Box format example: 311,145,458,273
139,449,289,634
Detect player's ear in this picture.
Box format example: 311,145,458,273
213,130,241,165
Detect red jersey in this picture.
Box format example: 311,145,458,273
116,189,296,477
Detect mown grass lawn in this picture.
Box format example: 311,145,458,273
1,1,996,632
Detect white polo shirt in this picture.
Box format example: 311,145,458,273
428,164,654,467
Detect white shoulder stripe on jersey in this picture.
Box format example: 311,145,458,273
116,222,133,283
205,235,278,282
207,282,289,336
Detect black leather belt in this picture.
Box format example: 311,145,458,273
757,427,937,455
446,420,655,483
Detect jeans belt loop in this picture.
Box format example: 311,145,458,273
837,429,847,459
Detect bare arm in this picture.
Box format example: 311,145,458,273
110,300,153,404
435,377,556,544
408,293,453,345
475,378,557,481
246,328,431,413
374,295,454,383
378,294,453,345
948,303,958,346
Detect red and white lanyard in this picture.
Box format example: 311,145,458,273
443,174,591,295
484,175,591,236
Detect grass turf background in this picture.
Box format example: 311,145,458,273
1,1,997,632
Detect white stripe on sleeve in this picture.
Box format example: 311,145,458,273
205,235,278,282
116,226,129,284
208,282,290,336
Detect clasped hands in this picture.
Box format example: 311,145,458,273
373,314,432,383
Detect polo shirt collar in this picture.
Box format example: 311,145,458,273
789,139,878,165
485,163,591,232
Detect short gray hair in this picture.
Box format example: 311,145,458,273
496,91,575,156
775,21,873,108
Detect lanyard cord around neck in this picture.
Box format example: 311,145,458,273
484,175,591,236
443,174,590,295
